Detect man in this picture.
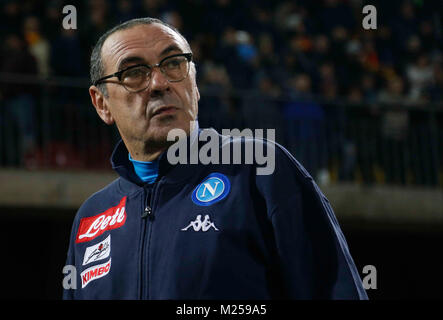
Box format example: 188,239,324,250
63,17,368,299
0,33,38,166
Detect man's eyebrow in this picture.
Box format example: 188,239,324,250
159,44,183,57
117,56,146,71
116,45,184,71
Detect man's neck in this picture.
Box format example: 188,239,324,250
130,150,164,162
122,121,199,162
125,139,171,162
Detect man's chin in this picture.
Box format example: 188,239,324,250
144,120,191,151
152,118,192,136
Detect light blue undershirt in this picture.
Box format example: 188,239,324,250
128,153,159,184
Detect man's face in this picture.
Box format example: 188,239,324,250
91,23,200,156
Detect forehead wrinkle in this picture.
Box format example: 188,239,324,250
102,24,189,73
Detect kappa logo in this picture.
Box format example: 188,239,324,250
81,258,111,288
181,215,219,232
82,235,111,266
76,197,127,243
192,173,230,206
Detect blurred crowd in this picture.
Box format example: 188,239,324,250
1,0,441,101
0,0,442,186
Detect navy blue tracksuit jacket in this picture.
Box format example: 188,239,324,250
63,129,368,299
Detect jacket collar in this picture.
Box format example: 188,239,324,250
111,121,203,188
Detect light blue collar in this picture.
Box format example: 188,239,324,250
128,153,159,184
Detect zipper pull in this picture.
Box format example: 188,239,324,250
141,205,153,219
142,186,153,220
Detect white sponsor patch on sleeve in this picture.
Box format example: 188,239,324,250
82,235,111,266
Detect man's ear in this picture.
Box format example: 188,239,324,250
89,86,114,125
191,63,200,102
196,85,200,101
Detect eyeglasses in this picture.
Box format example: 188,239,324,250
94,53,193,93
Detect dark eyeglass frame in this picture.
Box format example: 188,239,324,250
93,53,193,91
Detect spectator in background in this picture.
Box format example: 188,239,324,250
283,73,328,183
322,79,355,183
23,16,50,77
234,31,259,83
425,61,443,103
197,61,234,130
161,10,184,32
247,4,276,36
80,0,114,55
347,84,378,185
274,0,304,33
49,26,85,125
318,0,355,32
329,26,351,85
216,28,257,90
256,33,279,77
115,0,137,22
392,1,418,50
378,77,409,135
277,51,305,91
141,0,169,19
401,35,422,70
360,39,379,73
378,76,410,185
412,57,442,187
314,61,336,94
242,73,284,142
286,29,313,76
203,0,241,35
361,73,378,104
50,28,83,77
48,17,89,154
42,0,64,40
0,0,22,37
406,54,434,102
418,20,437,53
310,34,330,67
0,33,38,166
340,36,363,88
376,26,395,67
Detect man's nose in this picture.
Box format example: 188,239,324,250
148,67,169,96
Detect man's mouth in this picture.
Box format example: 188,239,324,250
152,106,178,117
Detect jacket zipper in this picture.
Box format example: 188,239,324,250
139,187,150,299
139,178,163,299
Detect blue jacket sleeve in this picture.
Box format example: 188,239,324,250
62,214,79,300
255,142,368,299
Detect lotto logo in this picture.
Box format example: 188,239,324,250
76,197,127,243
